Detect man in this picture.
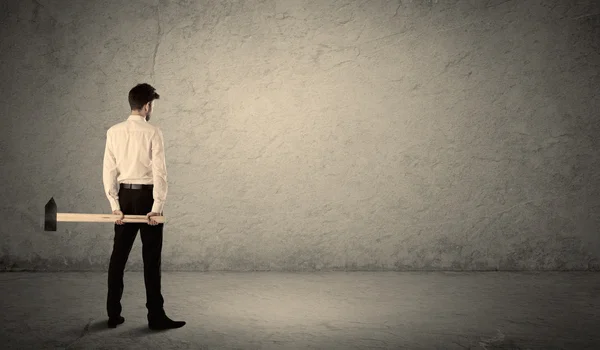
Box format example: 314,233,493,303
102,83,185,330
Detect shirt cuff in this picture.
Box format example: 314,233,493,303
151,203,164,214
109,198,120,212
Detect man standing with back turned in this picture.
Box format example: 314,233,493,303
103,83,185,330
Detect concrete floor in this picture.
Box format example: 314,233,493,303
0,272,598,350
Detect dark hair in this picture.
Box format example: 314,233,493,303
128,83,160,110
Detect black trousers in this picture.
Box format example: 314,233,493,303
107,184,165,319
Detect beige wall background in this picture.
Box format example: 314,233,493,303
1,0,599,271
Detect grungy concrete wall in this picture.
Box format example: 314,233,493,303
0,0,599,272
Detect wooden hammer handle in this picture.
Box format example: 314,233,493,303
57,213,166,224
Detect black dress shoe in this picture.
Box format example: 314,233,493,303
107,316,125,328
148,315,186,330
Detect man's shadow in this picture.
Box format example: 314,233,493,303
128,325,170,336
61,319,170,341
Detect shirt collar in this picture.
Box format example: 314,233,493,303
127,115,147,122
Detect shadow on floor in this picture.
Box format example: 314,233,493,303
128,325,170,336
62,319,170,339
61,319,111,337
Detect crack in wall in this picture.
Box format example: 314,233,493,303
151,1,162,81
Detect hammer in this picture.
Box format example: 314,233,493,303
44,197,166,231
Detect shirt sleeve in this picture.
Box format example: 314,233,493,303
151,128,168,214
102,129,121,212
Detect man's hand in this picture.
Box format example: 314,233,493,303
113,210,125,225
147,212,161,226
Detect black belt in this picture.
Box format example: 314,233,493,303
120,183,154,190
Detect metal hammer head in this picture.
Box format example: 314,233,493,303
45,197,57,231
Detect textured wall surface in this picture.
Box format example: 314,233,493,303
1,0,599,271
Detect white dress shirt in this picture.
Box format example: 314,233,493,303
103,114,168,214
